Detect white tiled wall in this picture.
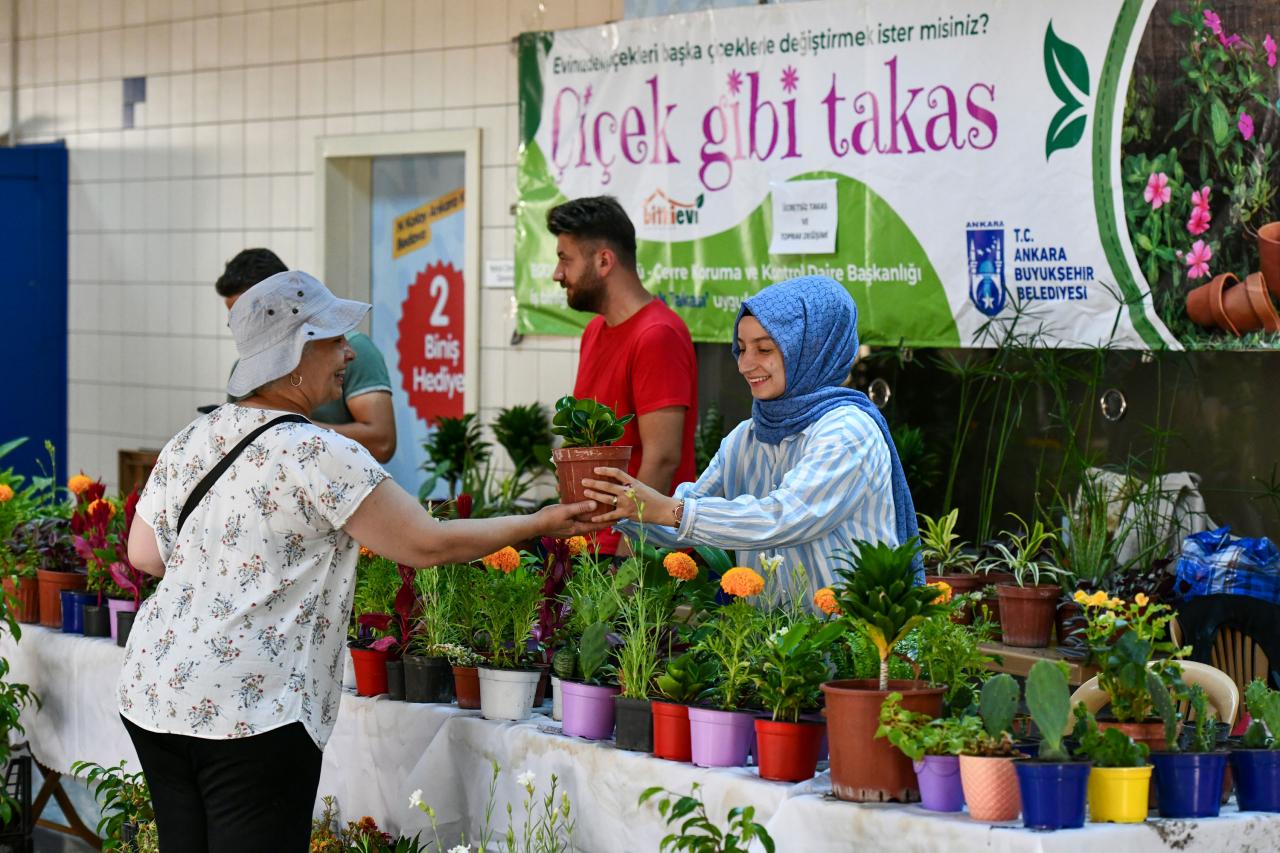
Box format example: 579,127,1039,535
0,0,624,488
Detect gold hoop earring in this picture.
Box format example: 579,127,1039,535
290,374,302,387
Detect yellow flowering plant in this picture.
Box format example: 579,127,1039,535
1074,590,1188,722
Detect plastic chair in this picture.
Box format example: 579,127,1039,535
1068,660,1240,729
1175,593,1280,693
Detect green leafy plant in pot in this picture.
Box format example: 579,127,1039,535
750,617,844,782
1230,679,1280,813
876,693,984,812
400,564,465,703
549,553,622,740
982,514,1062,648
1011,660,1091,829
474,552,546,721
821,538,948,802
652,651,717,762
1147,679,1228,818
1073,703,1151,822
611,547,678,752
685,598,768,768
549,395,633,517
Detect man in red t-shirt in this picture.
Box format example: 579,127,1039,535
546,196,698,554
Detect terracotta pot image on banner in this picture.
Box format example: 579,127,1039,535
1185,272,1238,334
1258,222,1280,301
1221,271,1280,334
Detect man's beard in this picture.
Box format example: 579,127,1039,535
565,267,606,313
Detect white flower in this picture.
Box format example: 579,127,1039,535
409,789,423,809
759,554,784,575
516,769,536,789
448,846,470,853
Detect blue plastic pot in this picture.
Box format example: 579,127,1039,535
1231,749,1280,812
1150,751,1228,818
60,590,91,634
1014,760,1090,830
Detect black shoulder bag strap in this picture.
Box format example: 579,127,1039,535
175,414,308,538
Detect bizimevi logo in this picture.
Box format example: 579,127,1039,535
642,189,704,227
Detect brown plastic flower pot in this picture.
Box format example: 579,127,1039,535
2,576,39,624
35,569,86,629
995,584,1061,648
1258,222,1280,301
552,446,632,520
821,679,945,802
1243,272,1280,333
452,665,482,710
1185,272,1237,333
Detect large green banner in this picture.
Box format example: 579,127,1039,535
515,0,1280,349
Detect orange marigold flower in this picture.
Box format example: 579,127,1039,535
663,551,698,581
813,587,841,616
358,546,376,559
482,546,521,573
565,536,588,557
68,474,93,496
927,580,953,604
0,484,12,502
88,498,116,519
720,566,765,598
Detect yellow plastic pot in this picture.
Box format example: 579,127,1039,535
1087,766,1152,823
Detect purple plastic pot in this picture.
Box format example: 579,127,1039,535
688,707,755,768
107,598,138,644
914,755,965,812
559,681,620,740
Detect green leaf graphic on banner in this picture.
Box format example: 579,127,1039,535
1044,22,1091,160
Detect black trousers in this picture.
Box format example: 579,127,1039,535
122,716,322,853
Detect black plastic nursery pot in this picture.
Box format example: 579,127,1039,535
403,655,455,703
1150,751,1228,818
82,604,111,638
614,696,653,752
1014,760,1090,830
385,659,406,701
115,610,136,647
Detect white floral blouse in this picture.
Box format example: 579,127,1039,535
118,404,388,748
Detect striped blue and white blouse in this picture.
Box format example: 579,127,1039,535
619,406,897,593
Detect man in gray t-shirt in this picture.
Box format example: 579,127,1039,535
216,248,397,462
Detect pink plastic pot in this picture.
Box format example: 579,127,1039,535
108,598,138,644
688,707,755,768
559,680,620,740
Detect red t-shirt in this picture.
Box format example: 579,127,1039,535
574,299,698,554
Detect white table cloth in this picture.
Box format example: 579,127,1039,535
5,625,1280,852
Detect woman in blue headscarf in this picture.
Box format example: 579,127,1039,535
583,275,919,593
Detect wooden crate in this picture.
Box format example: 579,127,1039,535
118,448,161,495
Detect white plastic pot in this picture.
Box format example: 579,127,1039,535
477,666,541,721
550,675,564,721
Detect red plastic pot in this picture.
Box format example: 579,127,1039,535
651,701,692,762
453,665,482,710
350,647,390,697
754,718,825,783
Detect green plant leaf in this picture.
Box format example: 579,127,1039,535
1210,98,1230,146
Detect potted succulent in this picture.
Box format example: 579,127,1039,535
957,674,1023,822
1148,682,1228,818
751,617,844,782
1074,704,1151,823
687,570,768,768
1014,660,1091,829
474,548,545,721
652,651,716,763
820,539,948,802
347,554,400,697
549,395,633,516
402,564,464,703
1231,679,1280,812
1075,591,1187,752
551,553,622,738
983,514,1061,648
876,695,983,812
919,510,981,622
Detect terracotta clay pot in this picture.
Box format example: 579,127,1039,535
2,576,39,624
1258,222,1280,301
552,446,632,519
452,665,482,710
1098,719,1169,755
1221,271,1280,333
821,679,945,802
959,754,1023,822
36,569,86,629
995,584,1060,648
1185,272,1237,333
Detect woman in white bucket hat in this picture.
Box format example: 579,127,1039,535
120,270,602,853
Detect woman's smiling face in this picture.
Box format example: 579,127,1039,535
736,315,786,400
